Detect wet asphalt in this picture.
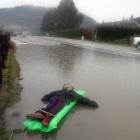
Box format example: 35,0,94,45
4,36,140,140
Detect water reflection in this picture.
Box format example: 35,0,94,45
6,43,140,140
44,45,84,78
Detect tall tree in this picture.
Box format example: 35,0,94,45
56,0,79,29
41,8,57,32
41,0,82,32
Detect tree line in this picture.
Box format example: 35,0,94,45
97,24,140,43
41,0,140,42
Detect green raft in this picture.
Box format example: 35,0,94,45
23,89,85,133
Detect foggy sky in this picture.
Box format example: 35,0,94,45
0,0,140,22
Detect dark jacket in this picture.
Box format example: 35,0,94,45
41,90,98,108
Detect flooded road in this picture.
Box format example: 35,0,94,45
4,39,140,140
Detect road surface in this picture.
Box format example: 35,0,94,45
4,36,140,140
14,35,140,57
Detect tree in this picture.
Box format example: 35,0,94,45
56,0,79,29
41,0,83,32
41,8,57,32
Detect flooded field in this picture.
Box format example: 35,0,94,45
2,42,140,140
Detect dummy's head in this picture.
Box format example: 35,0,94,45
62,83,74,91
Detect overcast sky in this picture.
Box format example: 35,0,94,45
0,0,140,22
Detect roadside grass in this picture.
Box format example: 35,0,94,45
0,47,22,140
5,50,22,107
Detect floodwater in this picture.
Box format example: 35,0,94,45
3,42,140,140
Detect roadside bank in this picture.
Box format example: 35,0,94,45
0,42,22,140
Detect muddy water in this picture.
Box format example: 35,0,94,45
4,43,140,140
